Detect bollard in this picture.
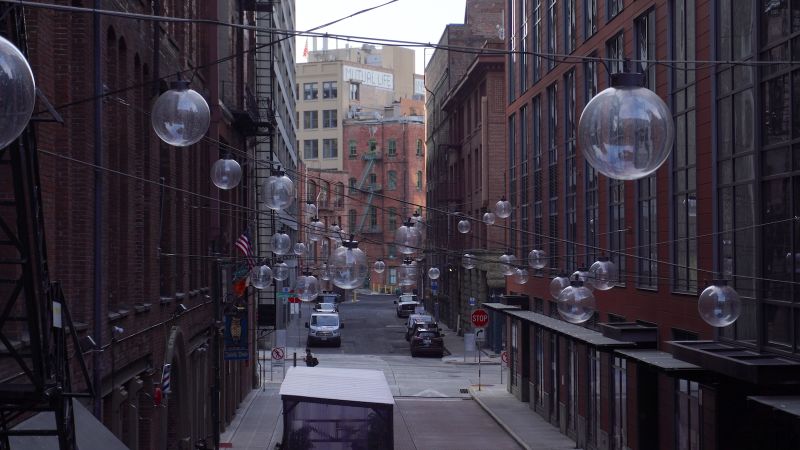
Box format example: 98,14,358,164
293,352,297,367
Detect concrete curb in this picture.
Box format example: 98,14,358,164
469,386,531,450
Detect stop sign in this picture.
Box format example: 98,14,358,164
471,309,489,328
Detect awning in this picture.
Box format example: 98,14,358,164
482,302,521,311
9,398,128,450
505,309,635,348
616,349,701,372
748,396,800,418
670,340,800,384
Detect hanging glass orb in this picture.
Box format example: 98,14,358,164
395,219,421,254
373,259,386,274
329,238,368,289
293,242,307,256
557,280,596,324
273,260,290,281
250,265,273,290
210,157,242,189
698,280,741,327
319,263,331,281
528,249,547,270
483,212,496,225
578,72,675,180
457,218,471,234
428,267,440,280
512,267,529,285
329,223,343,246
304,201,318,218
495,197,512,219
462,253,476,270
272,231,292,255
151,80,210,147
588,256,618,291
398,258,417,286
549,274,570,300
411,212,426,239
0,35,36,149
571,268,595,290
263,170,295,211
295,271,320,302
499,251,517,276
308,217,325,242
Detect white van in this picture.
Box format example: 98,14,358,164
305,312,344,347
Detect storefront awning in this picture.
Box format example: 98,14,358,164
748,396,800,418
670,340,800,384
482,302,521,311
504,309,635,348
616,349,701,372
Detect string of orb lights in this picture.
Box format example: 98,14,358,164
0,33,739,329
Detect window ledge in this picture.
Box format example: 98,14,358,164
107,311,122,322
134,303,152,314
175,292,187,301
160,296,174,305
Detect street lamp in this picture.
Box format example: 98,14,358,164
329,237,368,289
396,218,421,255
549,273,570,300
698,280,741,327
210,157,242,190
527,249,547,270
557,279,596,324
151,79,210,147
462,253,476,270
495,197,512,218
499,250,516,276
588,256,618,291
295,270,320,302
250,264,273,290
263,168,295,211
272,230,291,255
0,35,36,149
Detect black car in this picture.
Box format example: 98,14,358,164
409,329,445,357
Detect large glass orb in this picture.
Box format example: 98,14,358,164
272,231,291,255
250,265,273,290
495,198,512,219
512,267,529,285
295,273,320,302
578,73,675,180
293,242,307,256
549,274,570,299
395,220,421,255
499,251,517,276
329,223,343,246
329,241,368,289
373,259,386,274
557,280,596,324
273,261,290,281
428,267,440,280
483,212,496,225
588,257,618,291
411,212,426,239
572,268,595,290
458,219,471,234
304,201,318,217
151,80,210,147
263,171,295,211
0,35,36,149
211,158,242,189
398,259,417,286
528,249,547,270
462,253,477,270
308,218,325,242
698,280,741,327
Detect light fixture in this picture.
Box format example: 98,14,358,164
482,212,496,225
512,267,529,285
571,268,595,290
250,264,273,290
398,257,417,286
411,211,426,238
329,222,343,246
428,267,440,280
295,270,320,302
210,157,242,190
0,35,36,149
495,197,512,219
273,260,290,281
698,280,741,327
293,242,308,256
308,217,325,242
395,218,421,255
588,256,617,291
499,250,516,276
578,71,675,180
373,259,386,274
263,168,295,211
329,237,368,289
319,263,331,281
272,230,292,255
557,279,596,324
151,79,210,147
462,253,476,270
549,273,570,300
304,201,318,218
457,217,471,234
527,249,547,270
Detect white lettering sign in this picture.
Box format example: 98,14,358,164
343,65,394,90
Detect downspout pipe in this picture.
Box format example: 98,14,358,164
92,0,104,419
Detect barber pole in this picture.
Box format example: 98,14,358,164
161,363,171,394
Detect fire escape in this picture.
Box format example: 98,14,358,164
355,130,382,235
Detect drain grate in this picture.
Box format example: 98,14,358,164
459,388,469,394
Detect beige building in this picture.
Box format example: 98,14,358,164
296,44,423,171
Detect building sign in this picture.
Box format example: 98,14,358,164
414,78,425,96
343,65,393,90
224,311,249,360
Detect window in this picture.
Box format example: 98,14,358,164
609,178,625,286
509,113,517,253
534,328,544,406
416,171,422,190
521,104,529,255
388,268,397,283
608,0,623,20
348,177,357,193
532,0,542,81
565,0,576,54
510,322,519,387
349,82,360,100
348,209,357,232
369,139,377,152
368,173,377,186
388,139,397,156
303,110,318,129
611,356,627,450
416,139,423,156
348,140,357,157
520,0,528,91
638,175,658,289
532,97,543,265
322,109,337,128
585,0,597,38
585,163,598,267
303,139,318,159
387,207,397,230
306,181,317,203
606,32,625,79
675,379,701,450
564,71,577,272
547,0,557,70
303,82,318,100
547,84,559,269
387,170,397,190
334,183,344,208
509,0,517,101
584,52,598,101
587,349,601,447
635,9,656,90
388,245,397,260
369,206,378,228
322,139,338,158
322,81,337,99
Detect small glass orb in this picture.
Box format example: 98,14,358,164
308,218,325,242
211,158,242,189
0,35,36,149
273,261,290,281
319,263,331,281
588,257,618,291
483,212,496,225
578,75,675,180
557,280,596,324
151,80,210,147
295,273,320,302
512,267,529,285
411,213,426,239
329,223,343,246
549,274,570,300
329,241,368,289
399,259,417,286
495,198,512,219
396,220,421,254
250,265,273,290
304,202,318,218
462,253,476,270
571,268,595,290
272,232,292,255
527,249,547,270
698,280,741,327
373,259,386,274
499,252,517,276
293,242,307,256
458,219,471,234
428,267,441,280
263,172,295,211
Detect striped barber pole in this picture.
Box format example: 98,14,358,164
161,363,171,394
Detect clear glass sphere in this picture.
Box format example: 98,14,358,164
373,259,386,274
293,242,307,256
528,249,547,270
411,214,426,239
458,219,471,234
319,263,331,281
499,252,517,276
250,265,273,290
295,274,320,302
428,267,440,280
462,253,476,270
151,81,210,147
571,269,595,290
272,232,291,255
329,223,343,246
396,222,421,255
513,267,529,285
329,244,368,289
549,275,570,300
588,257,618,291
495,199,512,218
483,212,496,225
399,260,418,286
210,158,242,190
273,261,290,281
578,81,675,180
557,282,596,324
0,36,36,149
304,202,318,217
308,218,325,242
698,281,741,327
263,173,295,211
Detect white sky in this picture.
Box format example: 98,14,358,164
295,0,468,74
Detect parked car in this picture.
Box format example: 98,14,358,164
404,314,435,341
409,329,445,357
305,312,344,347
395,298,420,318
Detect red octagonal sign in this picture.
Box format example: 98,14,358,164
471,309,489,328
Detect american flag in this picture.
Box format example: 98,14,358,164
235,228,255,268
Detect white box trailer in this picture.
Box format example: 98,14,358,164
279,366,394,449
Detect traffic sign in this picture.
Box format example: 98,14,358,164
471,309,489,328
468,297,476,306
271,347,285,361
501,350,509,366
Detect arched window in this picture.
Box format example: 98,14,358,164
387,170,397,190
349,177,357,193
307,180,317,203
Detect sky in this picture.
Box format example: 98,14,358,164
295,0,468,74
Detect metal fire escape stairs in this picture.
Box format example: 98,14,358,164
0,7,93,449
355,137,381,234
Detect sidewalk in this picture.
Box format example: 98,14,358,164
219,383,283,449
439,321,502,365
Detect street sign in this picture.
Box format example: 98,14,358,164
468,297,476,306
501,350,509,366
471,309,489,328
271,347,285,361
431,280,438,291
